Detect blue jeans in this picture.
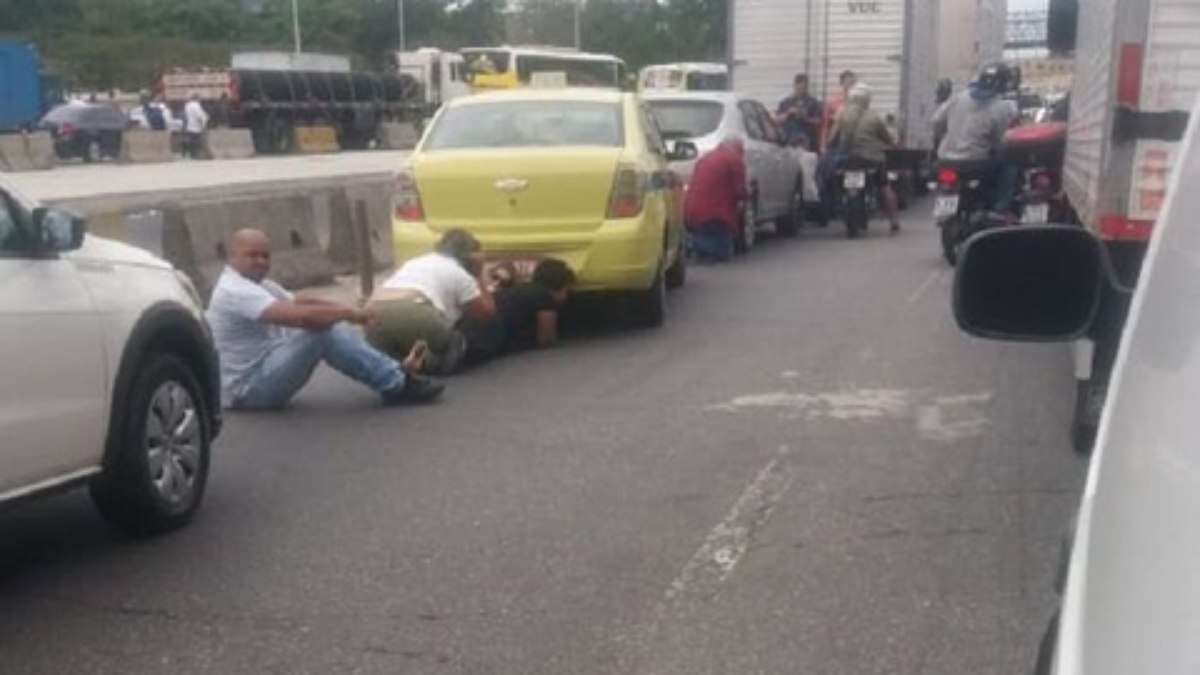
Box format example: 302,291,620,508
689,220,734,262
233,323,405,409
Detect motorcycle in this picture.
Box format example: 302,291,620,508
836,159,879,239
934,121,1069,265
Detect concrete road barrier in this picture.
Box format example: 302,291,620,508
320,179,395,274
376,122,421,150
202,129,256,160
161,193,335,300
294,126,340,154
120,130,175,164
0,133,35,172
24,132,57,170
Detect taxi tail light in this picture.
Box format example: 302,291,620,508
394,169,425,221
607,165,646,219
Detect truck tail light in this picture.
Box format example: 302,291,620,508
1117,43,1144,108
607,164,645,218
394,169,425,221
937,167,959,186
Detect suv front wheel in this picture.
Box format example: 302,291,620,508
91,352,212,536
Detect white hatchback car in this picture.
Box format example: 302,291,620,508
643,91,805,250
0,178,220,536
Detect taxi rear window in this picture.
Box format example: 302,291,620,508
424,101,624,150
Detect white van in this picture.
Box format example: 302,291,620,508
952,96,1200,674
638,63,729,93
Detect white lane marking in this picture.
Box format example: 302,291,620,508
709,389,994,442
906,268,945,306
664,444,796,601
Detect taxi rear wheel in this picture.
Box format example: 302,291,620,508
631,263,666,328
665,237,687,289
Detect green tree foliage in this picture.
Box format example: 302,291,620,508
2,0,724,91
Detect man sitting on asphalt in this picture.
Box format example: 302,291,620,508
459,258,577,367
206,228,444,410
685,138,748,263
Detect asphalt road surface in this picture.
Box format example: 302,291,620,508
0,203,1086,675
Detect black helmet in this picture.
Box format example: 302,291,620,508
976,62,1013,94
936,78,953,103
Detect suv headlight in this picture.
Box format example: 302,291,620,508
174,269,203,310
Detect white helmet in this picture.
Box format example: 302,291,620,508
848,83,873,107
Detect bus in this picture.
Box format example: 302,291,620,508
460,47,627,90
638,63,729,92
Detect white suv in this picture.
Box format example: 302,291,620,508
0,178,220,536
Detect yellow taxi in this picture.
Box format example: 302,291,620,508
392,87,690,325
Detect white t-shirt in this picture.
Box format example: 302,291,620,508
205,266,294,403
381,252,481,325
184,99,209,133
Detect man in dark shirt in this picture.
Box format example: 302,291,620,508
776,74,822,149
461,259,576,366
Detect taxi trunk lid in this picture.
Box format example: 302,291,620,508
413,148,621,237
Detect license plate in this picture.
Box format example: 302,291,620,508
1022,203,1049,224
843,171,866,189
934,195,960,218
482,257,541,287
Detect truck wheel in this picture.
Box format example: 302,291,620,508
91,352,212,536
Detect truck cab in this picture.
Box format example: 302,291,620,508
396,48,469,113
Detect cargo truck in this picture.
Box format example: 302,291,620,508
729,0,940,151
0,41,62,133
1058,0,1199,452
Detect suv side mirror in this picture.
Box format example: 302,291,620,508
954,226,1106,342
666,140,699,162
33,206,86,253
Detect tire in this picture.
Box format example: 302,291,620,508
735,198,758,254
631,263,666,328
776,185,803,237
1070,377,1104,455
940,216,962,266
84,138,102,164
91,352,212,537
665,237,687,290
845,194,867,239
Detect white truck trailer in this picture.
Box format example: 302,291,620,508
1061,0,1200,452
729,0,940,150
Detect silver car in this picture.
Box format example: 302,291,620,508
643,91,805,250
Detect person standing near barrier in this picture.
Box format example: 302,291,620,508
206,228,445,410
183,93,209,158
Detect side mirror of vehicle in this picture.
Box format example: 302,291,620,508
33,206,86,253
666,140,699,162
954,225,1105,342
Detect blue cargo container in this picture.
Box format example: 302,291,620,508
0,41,59,132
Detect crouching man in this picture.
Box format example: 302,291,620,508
206,228,444,409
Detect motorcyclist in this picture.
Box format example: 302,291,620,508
828,83,901,233
932,62,1019,212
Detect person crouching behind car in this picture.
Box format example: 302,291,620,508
366,229,497,375
459,258,576,367
685,138,748,263
206,228,444,409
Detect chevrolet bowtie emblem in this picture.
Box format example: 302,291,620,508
494,178,530,193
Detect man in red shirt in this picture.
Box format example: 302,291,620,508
821,70,857,150
684,139,748,263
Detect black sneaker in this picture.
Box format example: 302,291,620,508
381,375,445,406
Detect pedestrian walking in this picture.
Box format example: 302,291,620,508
684,138,748,263
206,228,444,410
183,93,209,158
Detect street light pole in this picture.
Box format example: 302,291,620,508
574,0,582,49
398,0,406,52
291,0,302,54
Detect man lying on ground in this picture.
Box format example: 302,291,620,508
206,228,444,410
459,258,576,367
